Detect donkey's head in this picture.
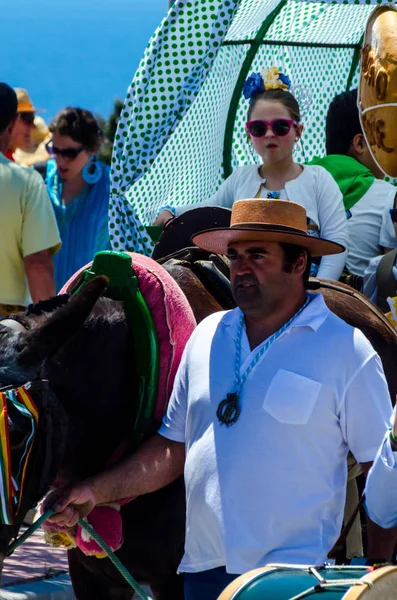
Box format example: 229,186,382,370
0,277,109,388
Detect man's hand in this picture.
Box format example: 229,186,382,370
44,483,97,528
152,210,174,226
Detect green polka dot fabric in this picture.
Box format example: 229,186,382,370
109,0,395,254
109,0,238,253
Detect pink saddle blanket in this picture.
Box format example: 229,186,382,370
49,253,196,557
60,252,196,423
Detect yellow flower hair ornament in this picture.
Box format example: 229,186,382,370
261,67,291,91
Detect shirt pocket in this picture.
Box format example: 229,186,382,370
262,369,321,425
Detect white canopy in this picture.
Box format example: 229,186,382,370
108,0,394,253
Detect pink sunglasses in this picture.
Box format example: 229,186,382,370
246,118,298,138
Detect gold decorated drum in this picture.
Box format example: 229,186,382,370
358,6,397,178
218,564,397,599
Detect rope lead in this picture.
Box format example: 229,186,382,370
6,508,153,600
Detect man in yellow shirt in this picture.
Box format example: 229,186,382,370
0,83,61,315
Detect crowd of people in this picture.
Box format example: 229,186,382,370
154,74,397,299
0,83,110,314
1,73,397,315
2,67,397,599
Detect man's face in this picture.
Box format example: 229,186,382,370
351,133,385,179
10,112,35,151
228,240,304,316
361,142,385,180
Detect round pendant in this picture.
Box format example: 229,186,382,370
217,392,240,427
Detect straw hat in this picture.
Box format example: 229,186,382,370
14,88,43,113
192,199,345,257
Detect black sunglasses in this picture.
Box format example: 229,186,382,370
18,112,35,126
45,141,85,160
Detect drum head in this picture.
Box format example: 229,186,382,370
217,565,397,600
218,567,273,600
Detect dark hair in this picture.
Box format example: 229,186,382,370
0,83,17,133
280,242,311,287
326,89,361,156
247,88,301,122
49,107,104,152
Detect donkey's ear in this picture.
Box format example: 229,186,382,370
18,276,108,367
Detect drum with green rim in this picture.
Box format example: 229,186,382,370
218,564,397,600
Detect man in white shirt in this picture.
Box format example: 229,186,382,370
322,89,397,277
47,200,393,600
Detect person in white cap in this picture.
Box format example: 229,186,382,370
46,199,393,600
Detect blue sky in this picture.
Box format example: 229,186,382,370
0,0,168,120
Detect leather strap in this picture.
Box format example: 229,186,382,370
308,278,397,339
160,249,235,310
327,495,365,560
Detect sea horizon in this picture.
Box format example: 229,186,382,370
0,0,167,122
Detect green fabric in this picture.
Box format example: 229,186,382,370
309,155,375,212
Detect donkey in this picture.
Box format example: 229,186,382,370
0,277,185,599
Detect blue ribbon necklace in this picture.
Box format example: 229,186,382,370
217,296,311,426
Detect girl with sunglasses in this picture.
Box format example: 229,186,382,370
45,107,111,290
154,68,349,280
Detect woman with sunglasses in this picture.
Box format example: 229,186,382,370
45,107,110,290
154,68,349,280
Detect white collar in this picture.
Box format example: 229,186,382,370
251,163,307,186
221,292,329,337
